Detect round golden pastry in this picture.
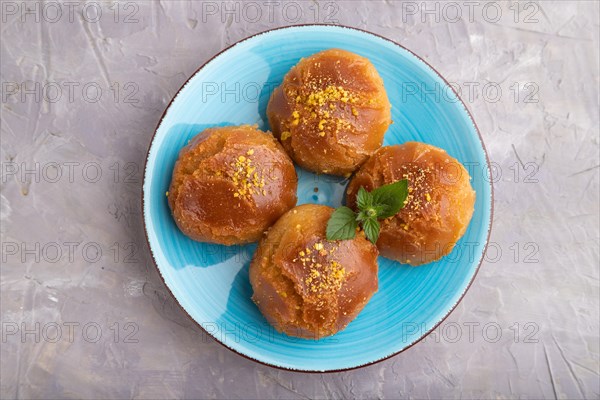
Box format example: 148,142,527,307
168,125,297,245
267,49,391,176
249,204,379,339
346,142,476,266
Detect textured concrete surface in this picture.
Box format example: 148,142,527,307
1,1,599,399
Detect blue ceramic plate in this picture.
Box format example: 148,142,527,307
143,25,492,372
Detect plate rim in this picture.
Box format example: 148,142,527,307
141,23,494,373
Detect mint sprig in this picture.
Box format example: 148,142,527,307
326,180,408,244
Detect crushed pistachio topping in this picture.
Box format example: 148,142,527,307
284,83,360,140
281,131,291,141
291,110,300,126
386,164,434,230
304,85,358,107
228,150,267,199
292,241,346,296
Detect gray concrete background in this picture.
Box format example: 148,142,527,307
1,1,599,399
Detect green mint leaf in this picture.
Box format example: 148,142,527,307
372,204,387,215
326,206,359,241
328,180,408,243
356,210,368,222
356,207,378,223
356,187,373,210
371,179,409,219
362,217,380,244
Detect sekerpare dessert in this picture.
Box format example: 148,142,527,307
267,49,391,176
168,125,297,245
346,142,476,266
249,204,379,338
